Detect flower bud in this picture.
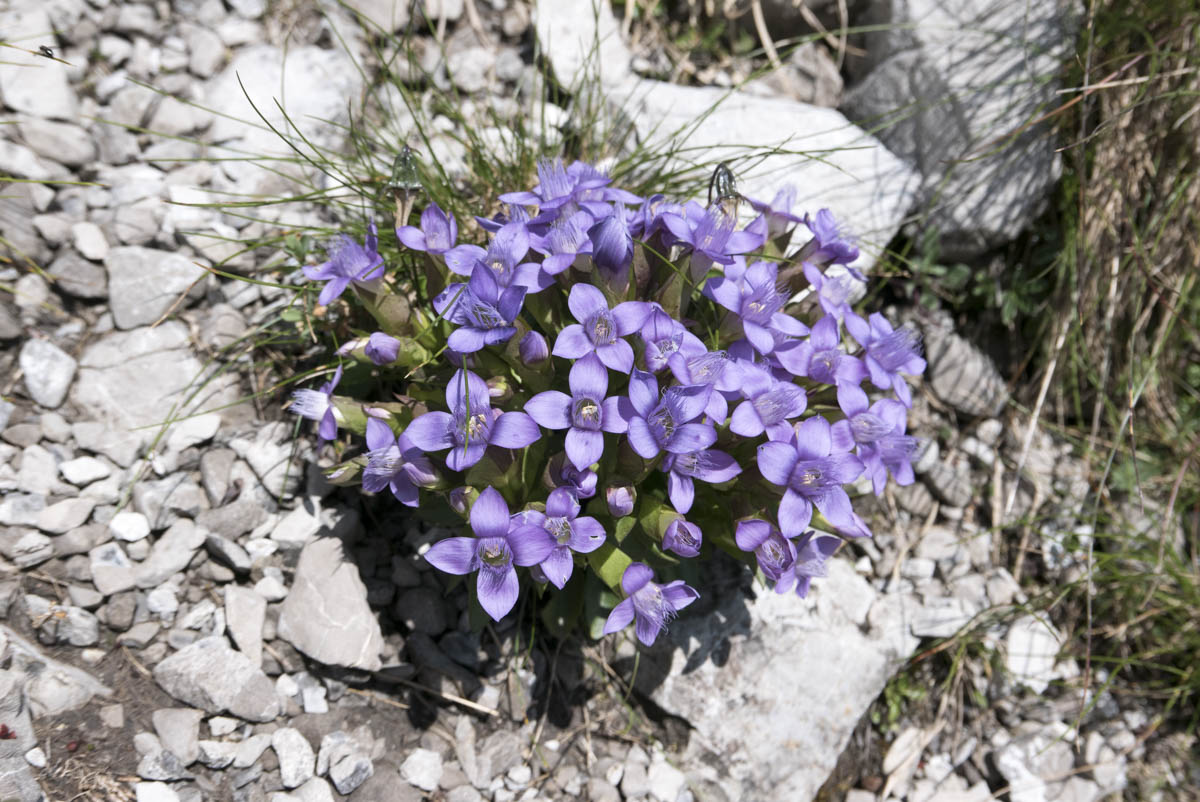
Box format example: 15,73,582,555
365,332,401,365
519,331,549,366
449,486,477,517
606,484,636,517
486,376,512,404
663,518,702,558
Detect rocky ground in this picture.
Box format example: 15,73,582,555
1,0,1194,801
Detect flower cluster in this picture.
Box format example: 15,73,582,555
292,157,924,644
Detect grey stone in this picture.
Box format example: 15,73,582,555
133,476,209,531
135,520,207,588
923,458,974,508
272,728,315,789
205,533,253,573
0,495,45,528
342,0,409,32
0,138,69,182
0,529,53,568
233,732,273,768
153,636,280,721
0,6,76,120
117,621,161,649
1005,615,1065,695
0,669,42,802
152,707,204,766
18,118,96,168
67,585,104,611
276,537,383,671
924,328,1009,417
105,247,208,330
225,585,266,667
137,731,194,781
72,222,110,261
197,739,240,769
136,781,181,802
328,748,373,794
20,337,76,409
993,722,1075,802
73,421,143,467
230,421,306,499
842,0,1075,257
911,596,977,639
199,448,237,504
36,497,95,534
0,183,54,268
59,456,111,486
185,24,226,77
293,776,335,802
0,304,19,340
448,46,494,93
393,587,449,636
110,511,152,542
49,248,109,300
17,444,60,495
271,505,323,551
399,748,442,792
101,592,138,631
3,624,112,716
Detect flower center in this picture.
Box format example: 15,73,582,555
545,516,573,545
850,412,892,444
572,397,602,430
586,310,617,346
753,384,804,425
466,299,506,330
687,351,729,383
647,404,676,443
478,538,512,568
460,411,491,445
872,327,922,372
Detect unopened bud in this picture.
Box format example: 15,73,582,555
663,518,702,558
449,486,477,517
365,332,401,365
606,484,636,518
486,376,512,403
519,331,550,366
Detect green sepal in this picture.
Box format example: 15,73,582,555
324,456,366,486
330,397,368,436
357,284,412,334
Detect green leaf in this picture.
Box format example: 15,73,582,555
613,516,637,544
587,541,633,593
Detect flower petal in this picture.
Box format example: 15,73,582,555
757,441,798,486
626,417,660,459
545,487,580,519
477,564,519,621
567,283,609,323
539,546,574,589
425,537,477,575
509,524,556,566
793,415,832,460
565,428,604,471
365,416,395,451
445,440,487,471
491,412,541,449
667,471,694,513
665,422,716,454
552,325,592,359
611,301,653,335
777,489,812,538
470,487,511,539
525,391,572,430
569,353,609,400
602,598,635,635
597,340,634,373
600,397,629,433
729,400,765,438
404,411,455,452
567,517,606,553
627,370,658,417
620,562,654,595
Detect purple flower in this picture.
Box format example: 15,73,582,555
605,484,635,517
362,417,436,507
290,365,343,442
667,349,745,423
640,307,705,373
524,354,628,471
660,449,741,513
629,194,681,241
745,186,804,240
512,488,606,589
756,415,871,539
620,370,715,460
774,315,866,387
729,363,808,440
589,206,633,276
803,262,866,323
365,332,401,365
405,369,540,471
705,260,809,355
531,211,594,278
776,532,841,598
602,562,699,646
797,208,861,273
433,263,526,354
661,201,763,268
831,384,917,495
845,312,926,408
424,487,556,621
519,331,550,366
662,517,702,558
552,283,652,373
499,157,609,215
548,453,598,499
396,202,485,275
477,221,544,290
302,222,384,306
734,519,797,584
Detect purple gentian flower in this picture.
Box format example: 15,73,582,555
512,488,606,589
433,263,526,353
734,519,798,584
629,194,681,241
776,532,841,598
796,208,862,274
663,518,702,558
774,315,866,386
365,332,401,365
499,157,608,215
803,262,866,323
424,487,556,621
745,186,804,240
602,562,699,646
519,331,550,366
524,354,629,471
620,369,715,460
552,283,652,373
728,363,808,440
666,349,745,423
302,222,384,306
589,205,634,277
756,415,871,539
531,211,594,278
362,417,436,507
661,201,763,268
476,221,544,290
396,202,485,275
845,312,926,408
640,307,705,373
406,369,540,471
831,384,917,495
290,365,343,442
547,453,597,500
705,260,809,355
660,449,741,513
